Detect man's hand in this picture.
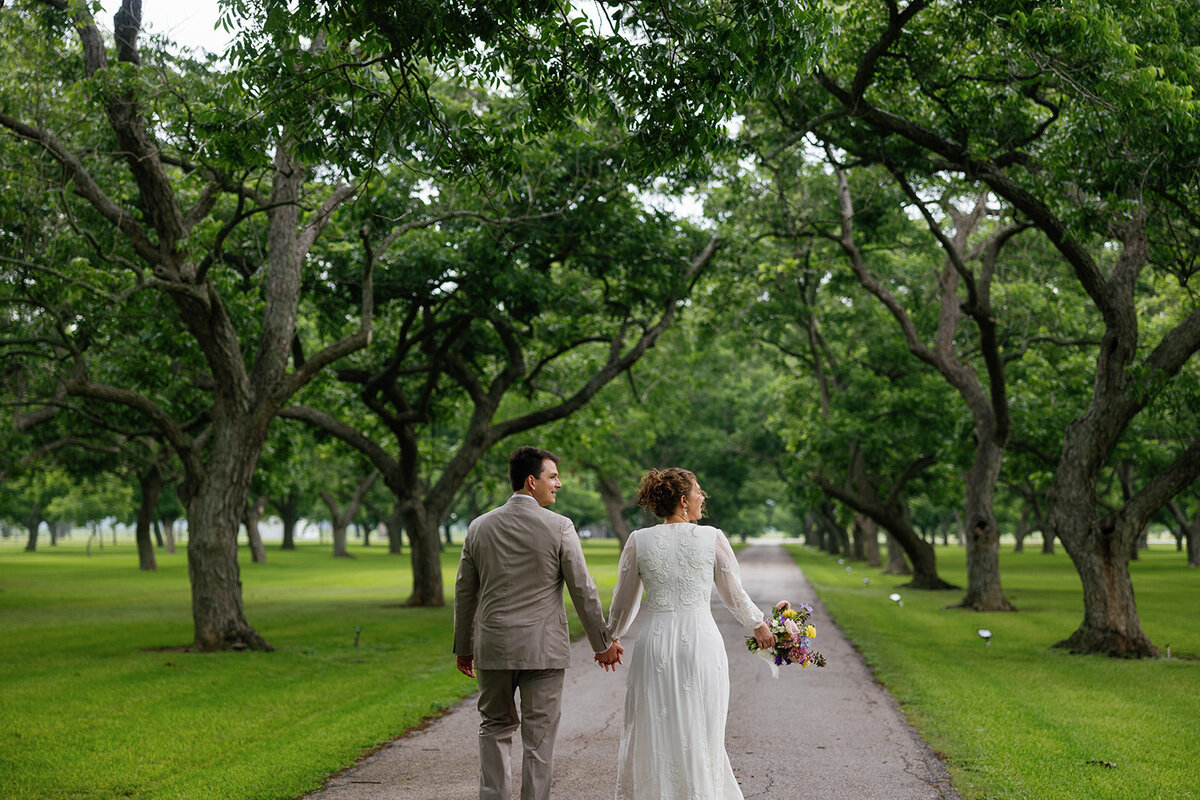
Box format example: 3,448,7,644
456,654,475,678
594,640,623,671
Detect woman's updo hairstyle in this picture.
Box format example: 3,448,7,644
636,467,697,520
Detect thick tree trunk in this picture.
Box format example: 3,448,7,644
817,503,847,557
161,515,178,554
1053,525,1158,657
1041,530,1055,555
185,435,273,652
882,530,911,575
23,512,40,552
243,495,268,564
854,512,882,567
404,505,444,607
850,516,867,561
952,441,1014,610
330,520,351,557
799,512,819,549
277,493,300,550
597,474,632,547
384,501,404,555
136,464,162,571
1048,438,1160,657
890,519,955,590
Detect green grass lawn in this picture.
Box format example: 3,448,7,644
6,534,1197,800
787,543,1200,800
0,536,624,800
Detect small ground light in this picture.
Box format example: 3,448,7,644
977,629,992,646
862,577,870,585
889,593,902,607
845,566,852,572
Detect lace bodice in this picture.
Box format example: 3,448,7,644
607,523,764,638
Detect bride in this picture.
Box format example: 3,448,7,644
605,467,774,799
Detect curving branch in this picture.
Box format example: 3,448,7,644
279,405,399,479
0,112,160,263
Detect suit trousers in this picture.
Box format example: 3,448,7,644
475,667,566,800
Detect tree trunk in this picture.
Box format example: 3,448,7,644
597,474,632,547
185,436,273,652
818,468,955,590
136,464,162,571
850,515,867,561
952,441,1014,610
243,495,268,564
153,518,164,548
1167,498,1200,568
1041,529,1055,555
1048,440,1160,657
23,512,40,552
855,512,882,567
882,530,911,575
320,473,376,559
161,515,178,554
382,500,404,555
330,518,351,557
277,493,300,550
817,502,847,557
830,453,953,588
404,505,444,606
1053,524,1158,657
810,512,828,551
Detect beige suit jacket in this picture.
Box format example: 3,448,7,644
453,494,612,670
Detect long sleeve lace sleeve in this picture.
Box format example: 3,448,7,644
713,529,766,630
606,533,642,640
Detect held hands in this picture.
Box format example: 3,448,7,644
752,622,774,651
594,640,624,671
456,654,475,679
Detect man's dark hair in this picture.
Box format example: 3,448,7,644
509,446,559,491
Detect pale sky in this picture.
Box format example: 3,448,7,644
99,0,229,54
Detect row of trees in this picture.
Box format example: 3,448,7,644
3,0,1198,658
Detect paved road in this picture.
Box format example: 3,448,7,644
304,543,960,800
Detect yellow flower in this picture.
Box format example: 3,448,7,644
782,609,799,619
804,625,817,638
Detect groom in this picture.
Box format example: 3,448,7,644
453,446,623,800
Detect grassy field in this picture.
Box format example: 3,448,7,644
4,534,1198,800
788,543,1200,800
0,536,624,800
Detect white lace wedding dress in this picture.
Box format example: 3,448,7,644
606,523,765,800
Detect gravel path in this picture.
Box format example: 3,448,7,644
303,542,960,800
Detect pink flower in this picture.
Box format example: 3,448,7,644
775,600,791,611
783,618,801,638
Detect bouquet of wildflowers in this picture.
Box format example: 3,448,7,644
746,600,827,678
